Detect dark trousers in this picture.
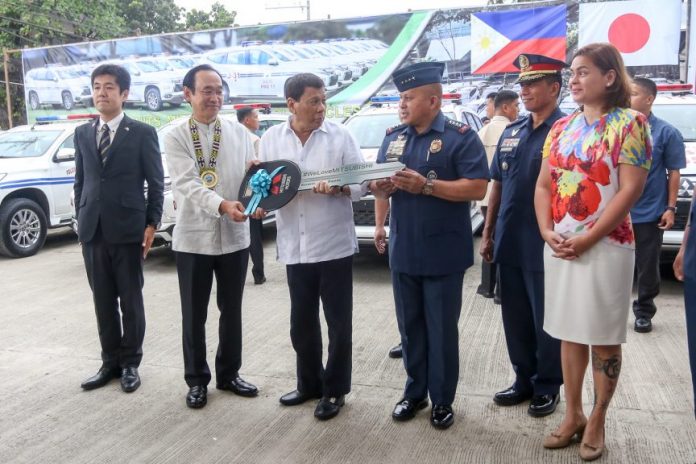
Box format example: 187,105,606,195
392,271,464,405
477,206,498,297
633,222,664,319
249,218,265,282
82,226,145,369
499,265,562,396
286,256,353,398
175,248,249,387
686,276,696,418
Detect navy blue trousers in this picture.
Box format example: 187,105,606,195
392,271,464,405
686,276,696,418
498,264,562,396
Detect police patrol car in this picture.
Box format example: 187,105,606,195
0,115,87,257
342,93,485,246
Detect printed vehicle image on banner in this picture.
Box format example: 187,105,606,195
19,0,688,128
21,14,411,127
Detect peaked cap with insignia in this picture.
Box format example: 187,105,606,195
513,54,567,83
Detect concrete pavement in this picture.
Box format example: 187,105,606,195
0,229,694,463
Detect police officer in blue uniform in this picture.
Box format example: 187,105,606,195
674,191,696,418
371,61,489,429
480,54,565,417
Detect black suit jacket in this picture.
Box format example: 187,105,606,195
74,114,164,244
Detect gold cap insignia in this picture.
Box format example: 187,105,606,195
519,55,530,72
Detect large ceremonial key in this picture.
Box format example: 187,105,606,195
298,161,405,191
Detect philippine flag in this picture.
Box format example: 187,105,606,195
471,5,566,75
579,0,681,66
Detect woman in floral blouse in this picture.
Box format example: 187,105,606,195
534,43,651,461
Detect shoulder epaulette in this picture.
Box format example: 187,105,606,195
445,118,470,134
386,123,407,135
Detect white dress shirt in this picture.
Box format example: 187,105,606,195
259,117,365,265
96,111,125,145
165,117,255,255
477,115,510,207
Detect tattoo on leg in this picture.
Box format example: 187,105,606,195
591,351,622,379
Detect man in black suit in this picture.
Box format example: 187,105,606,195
74,64,164,393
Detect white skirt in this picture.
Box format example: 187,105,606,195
543,239,634,345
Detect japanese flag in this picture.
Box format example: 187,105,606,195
578,0,681,66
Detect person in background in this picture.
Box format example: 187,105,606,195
629,77,685,333
237,107,267,285
535,43,651,461
476,89,519,301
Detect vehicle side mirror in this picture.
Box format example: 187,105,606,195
55,147,75,162
268,58,279,66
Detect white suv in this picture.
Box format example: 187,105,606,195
0,120,81,257
25,66,93,111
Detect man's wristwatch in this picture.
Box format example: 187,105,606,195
666,206,677,213
421,177,434,195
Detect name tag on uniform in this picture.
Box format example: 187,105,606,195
386,135,407,161
499,138,520,153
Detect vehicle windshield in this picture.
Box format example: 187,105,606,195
134,60,161,73
344,112,457,148
0,130,62,158
651,103,696,141
56,69,82,79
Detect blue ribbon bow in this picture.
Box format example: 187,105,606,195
243,166,285,216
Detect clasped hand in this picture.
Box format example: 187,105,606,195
542,230,594,260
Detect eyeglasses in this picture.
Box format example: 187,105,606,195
196,89,224,97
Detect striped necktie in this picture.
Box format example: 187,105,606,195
98,124,110,164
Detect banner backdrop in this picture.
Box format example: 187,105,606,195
20,0,685,126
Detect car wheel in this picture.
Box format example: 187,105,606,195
28,91,40,110
62,91,74,110
145,87,163,111
0,198,48,258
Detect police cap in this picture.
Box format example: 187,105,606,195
392,61,445,92
513,54,567,83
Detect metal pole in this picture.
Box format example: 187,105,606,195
4,49,12,129
306,0,310,20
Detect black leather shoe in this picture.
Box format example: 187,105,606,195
216,376,258,397
186,385,207,409
81,366,120,390
493,386,532,406
279,389,322,406
314,395,345,420
476,285,495,299
493,294,502,305
388,343,403,359
392,398,428,421
254,277,266,285
528,394,560,417
430,404,454,429
634,317,652,333
120,367,141,393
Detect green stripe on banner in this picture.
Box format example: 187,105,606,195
328,11,431,105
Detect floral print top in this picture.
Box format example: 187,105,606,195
542,107,652,249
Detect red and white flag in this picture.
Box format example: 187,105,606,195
578,0,681,66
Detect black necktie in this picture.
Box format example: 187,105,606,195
98,124,110,164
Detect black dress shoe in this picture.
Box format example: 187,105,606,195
392,398,428,421
186,385,208,409
254,277,266,285
634,317,652,333
476,285,495,299
216,376,258,397
81,366,120,390
493,386,532,406
388,343,403,359
314,395,345,420
120,367,141,393
528,394,559,417
430,404,454,429
279,389,322,406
